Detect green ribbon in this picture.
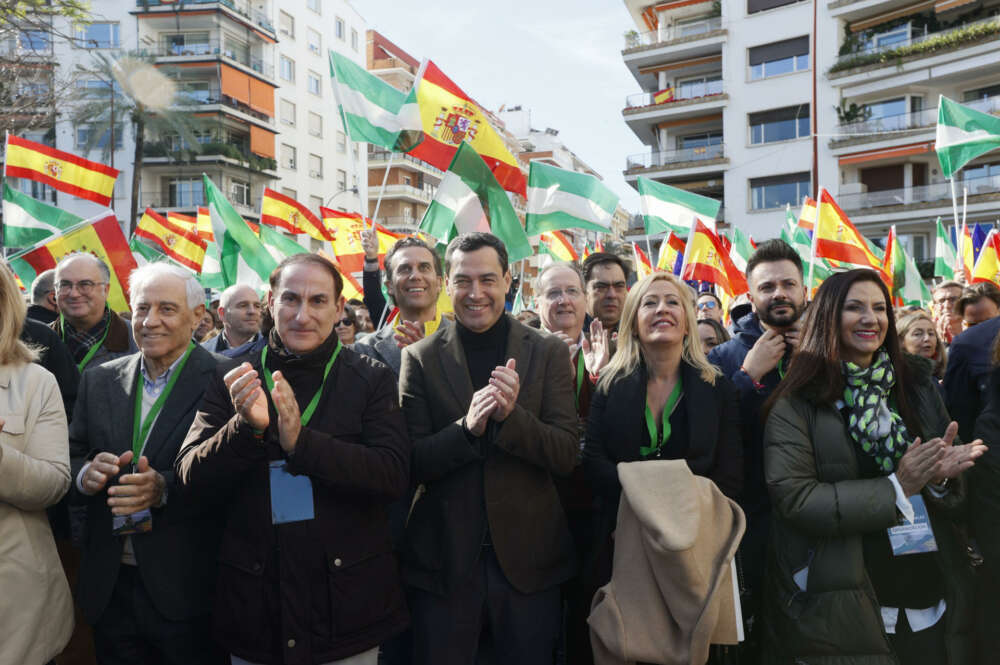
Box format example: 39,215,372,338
131,341,196,460
61,311,112,372
575,350,585,410
641,376,684,457
260,340,342,427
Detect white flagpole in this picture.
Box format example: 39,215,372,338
370,152,394,230
962,185,968,231
645,235,654,269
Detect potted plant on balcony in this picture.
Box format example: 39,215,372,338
624,29,640,48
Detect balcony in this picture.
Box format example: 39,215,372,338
622,18,726,85
377,216,422,233
623,18,724,51
145,39,275,79
135,0,275,37
832,94,1000,147
171,90,275,126
837,173,1000,211
624,144,728,181
368,150,444,176
140,189,261,217
142,141,278,173
625,79,724,111
370,183,437,204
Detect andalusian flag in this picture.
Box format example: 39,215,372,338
198,241,224,290
525,162,618,236
135,208,207,272
130,236,169,266
582,244,593,260
632,242,653,279
4,135,119,206
2,182,82,247
728,227,755,274
259,223,309,263
329,51,422,152
321,208,401,273
419,141,532,262
410,60,525,195
538,230,578,262
934,217,957,280
884,226,931,306
936,95,1000,178
262,188,331,241
8,212,136,311
656,231,685,275
973,230,1000,286
680,220,748,297
638,177,720,235
203,175,277,289
813,189,887,278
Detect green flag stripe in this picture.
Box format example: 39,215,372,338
525,211,612,236
527,162,618,213
330,51,407,114
638,177,720,218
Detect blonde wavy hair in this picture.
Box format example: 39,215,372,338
597,272,719,393
896,309,946,377
0,263,37,366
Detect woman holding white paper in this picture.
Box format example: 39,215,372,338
760,269,984,664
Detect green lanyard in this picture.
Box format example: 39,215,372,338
574,350,585,410
61,312,111,372
131,342,195,460
641,377,684,457
260,340,342,427
778,356,787,380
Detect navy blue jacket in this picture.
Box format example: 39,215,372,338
944,315,1000,442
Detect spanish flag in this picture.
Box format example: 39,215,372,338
321,207,401,273
166,211,197,234
653,87,674,104
261,188,331,241
632,242,653,279
538,230,578,262
813,189,887,279
680,219,749,297
135,208,207,272
959,221,975,282
972,229,1000,286
798,197,817,232
582,244,592,260
409,60,526,196
196,207,214,242
317,249,364,301
656,231,685,275
8,211,136,312
5,135,119,207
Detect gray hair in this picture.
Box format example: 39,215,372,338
535,262,584,293
129,263,204,310
31,268,56,304
55,252,111,283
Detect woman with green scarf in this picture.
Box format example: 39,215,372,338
760,269,986,664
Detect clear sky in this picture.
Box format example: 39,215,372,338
356,0,646,216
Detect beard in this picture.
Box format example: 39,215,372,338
758,298,803,328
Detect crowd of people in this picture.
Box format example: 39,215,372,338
1,228,998,665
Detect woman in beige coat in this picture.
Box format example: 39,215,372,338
0,263,74,664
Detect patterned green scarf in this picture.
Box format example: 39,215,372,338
843,349,910,474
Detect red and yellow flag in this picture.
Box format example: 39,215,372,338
196,207,213,242
136,208,207,272
632,242,653,279
653,87,674,104
959,222,975,282
5,135,119,206
814,189,887,278
409,60,526,196
972,230,1000,286
595,238,605,253
261,188,331,241
680,219,749,297
656,231,686,275
538,230,578,262
798,197,817,231
317,249,364,300
166,211,197,235
320,207,402,273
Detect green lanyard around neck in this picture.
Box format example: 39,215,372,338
131,342,196,460
641,376,683,457
61,311,112,372
259,340,342,427
575,350,585,410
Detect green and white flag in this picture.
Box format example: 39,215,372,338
728,227,755,274
259,223,309,263
203,175,278,290
2,183,82,247
130,236,169,266
198,240,225,290
329,51,422,152
936,95,1000,178
890,226,932,307
524,162,618,236
638,177,720,236
934,217,957,280
419,142,532,262
781,224,832,286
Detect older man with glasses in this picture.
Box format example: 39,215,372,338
53,253,137,373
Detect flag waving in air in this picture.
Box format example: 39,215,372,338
135,208,207,272
2,182,83,247
959,221,975,282
973,230,1000,286
5,135,119,206
203,175,277,290
262,188,331,241
813,189,887,280
321,208,402,273
638,177,721,235
936,95,1000,178
538,230,578,262
632,242,653,279
525,162,618,236
883,226,931,306
681,220,749,297
656,232,685,275
934,217,957,280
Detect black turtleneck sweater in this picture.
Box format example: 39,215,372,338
456,315,510,391
262,329,341,423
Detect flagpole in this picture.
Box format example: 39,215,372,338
370,152,394,231
807,189,821,297
962,185,968,231
645,234,654,269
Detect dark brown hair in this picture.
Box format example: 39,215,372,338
269,253,344,297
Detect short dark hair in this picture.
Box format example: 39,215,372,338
269,253,344,298
582,252,629,284
444,232,509,275
957,281,1000,316
385,236,443,282
697,291,722,307
745,239,803,283
347,298,365,308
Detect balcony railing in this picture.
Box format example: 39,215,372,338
627,144,726,170
140,189,261,213
136,0,275,35
838,173,1000,210
836,94,1000,137
378,216,422,230
624,17,724,50
172,92,274,124
831,15,1000,73
369,150,444,175
625,81,724,110
144,39,275,78
378,184,438,201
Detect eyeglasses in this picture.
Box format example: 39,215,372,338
543,287,582,301
335,318,353,327
57,280,106,295
697,301,718,310
590,281,627,294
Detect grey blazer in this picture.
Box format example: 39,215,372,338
354,316,452,376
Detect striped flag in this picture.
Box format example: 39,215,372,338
798,197,817,231
4,135,119,206
973,230,1000,286
934,217,957,280
653,87,674,104
781,223,833,287
813,189,887,279
727,227,755,274
196,206,213,242
203,175,277,290
135,208,207,272
632,242,653,279
525,162,618,236
259,223,309,264
317,250,365,301
884,226,931,306
656,231,685,275
130,236,170,266
936,95,1000,178
166,211,198,235
680,220,749,297
638,177,720,235
2,182,82,247
261,188,331,241
538,230,578,262
321,208,402,273
959,220,975,282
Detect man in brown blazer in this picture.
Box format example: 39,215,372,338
399,232,579,665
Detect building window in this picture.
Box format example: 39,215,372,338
336,169,347,191
307,0,320,13
74,22,119,48
230,179,250,206
19,30,50,52
309,195,323,210
307,28,321,55
336,131,346,153
169,178,204,207
76,124,123,149
280,99,296,126
964,84,1000,102
224,37,249,65
863,24,914,51
749,105,809,144
282,187,298,199
747,0,805,13
676,74,722,99
280,55,295,82
749,36,809,80
179,80,212,104
308,112,322,137
307,71,321,96
279,11,294,39
281,143,297,170
351,28,359,51
335,17,345,40
750,172,811,210
309,154,323,178
163,32,210,56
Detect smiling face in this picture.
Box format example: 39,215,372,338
132,275,202,366
446,246,511,333
636,278,687,348
268,263,344,353
901,316,937,359
538,264,586,337
838,279,889,367
387,246,442,314
748,259,807,329
55,255,111,328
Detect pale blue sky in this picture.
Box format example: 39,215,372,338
357,0,646,215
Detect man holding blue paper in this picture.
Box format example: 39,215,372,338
70,263,222,664
177,253,411,665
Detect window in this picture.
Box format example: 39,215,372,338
336,130,346,153
179,80,212,104
76,124,123,149
748,0,804,13
750,172,811,210
21,179,55,203
281,143,297,170
335,17,345,40
279,55,295,82
164,32,211,56
962,161,1000,181
678,132,723,157
307,71,321,96
863,24,915,51
309,154,323,178
308,112,322,137
224,37,249,66
749,36,809,80
336,169,347,191
309,195,323,210
676,74,722,99
279,11,294,39
75,22,119,48
169,178,204,207
19,30,50,52
307,28,321,55
167,131,211,151
307,0,320,13
282,187,298,199
351,28,359,51
230,179,250,206
280,99,296,126
749,105,809,144
964,84,1000,102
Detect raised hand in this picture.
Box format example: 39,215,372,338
360,228,378,261
225,363,268,431
489,358,519,422
270,370,301,454
583,319,610,375
394,320,426,349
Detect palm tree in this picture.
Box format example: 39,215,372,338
72,51,206,233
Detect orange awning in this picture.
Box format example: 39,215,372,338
250,125,275,158
249,77,275,117
220,63,250,106
838,141,934,165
